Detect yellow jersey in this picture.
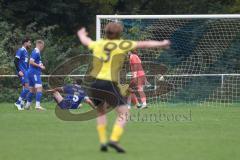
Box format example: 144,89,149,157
88,39,137,82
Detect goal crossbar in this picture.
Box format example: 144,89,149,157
1,74,240,78
97,14,240,20
96,14,240,40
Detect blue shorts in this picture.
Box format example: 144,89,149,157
28,72,42,88
18,71,29,85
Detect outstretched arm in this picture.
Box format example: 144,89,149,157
136,40,171,49
45,87,63,94
77,28,93,47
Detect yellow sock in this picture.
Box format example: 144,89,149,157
97,124,107,144
110,124,124,142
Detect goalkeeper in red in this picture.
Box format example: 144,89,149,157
78,22,170,153
128,50,148,109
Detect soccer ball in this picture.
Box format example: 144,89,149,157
157,74,165,81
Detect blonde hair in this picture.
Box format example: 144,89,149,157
36,40,45,45
104,22,123,40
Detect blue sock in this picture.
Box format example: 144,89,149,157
36,92,42,107
27,92,34,103
21,88,29,100
16,98,22,105
16,88,29,104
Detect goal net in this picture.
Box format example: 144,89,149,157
97,15,240,106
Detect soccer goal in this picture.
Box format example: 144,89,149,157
96,14,240,106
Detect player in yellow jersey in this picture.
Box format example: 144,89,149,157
78,22,170,153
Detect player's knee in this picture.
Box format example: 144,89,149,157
116,105,129,117
28,87,34,93
97,108,106,115
35,85,43,92
117,113,128,126
24,84,29,88
53,91,59,97
23,84,29,89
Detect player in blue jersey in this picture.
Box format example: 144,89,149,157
25,40,46,111
14,38,32,110
46,84,96,110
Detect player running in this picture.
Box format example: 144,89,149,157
78,22,170,153
128,50,148,109
14,38,32,110
25,40,46,111
46,84,96,109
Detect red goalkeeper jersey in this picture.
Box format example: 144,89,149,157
130,54,145,78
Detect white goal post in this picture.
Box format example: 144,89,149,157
96,14,240,40
1,15,240,105
96,14,240,105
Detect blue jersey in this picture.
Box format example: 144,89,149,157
29,48,42,74
15,47,29,72
63,84,87,109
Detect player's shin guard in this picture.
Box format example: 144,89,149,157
36,92,42,107
138,87,147,105
16,97,22,105
127,95,132,108
26,92,34,106
140,96,147,105
97,124,107,144
16,88,29,104
110,124,124,142
131,93,139,105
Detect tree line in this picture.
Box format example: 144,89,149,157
0,0,239,102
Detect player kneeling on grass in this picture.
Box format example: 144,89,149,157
46,84,96,110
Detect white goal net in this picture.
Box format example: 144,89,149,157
97,15,240,106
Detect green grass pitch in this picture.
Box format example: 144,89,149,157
0,102,240,160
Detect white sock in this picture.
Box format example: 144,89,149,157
26,102,31,107
18,97,23,102
21,99,25,105
142,102,147,106
127,96,131,105
36,102,40,107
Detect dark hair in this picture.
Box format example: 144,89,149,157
22,37,31,45
105,22,123,40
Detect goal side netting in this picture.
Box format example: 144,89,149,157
97,15,240,106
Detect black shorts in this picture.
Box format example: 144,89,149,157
85,78,126,107
53,97,75,110
58,100,72,109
